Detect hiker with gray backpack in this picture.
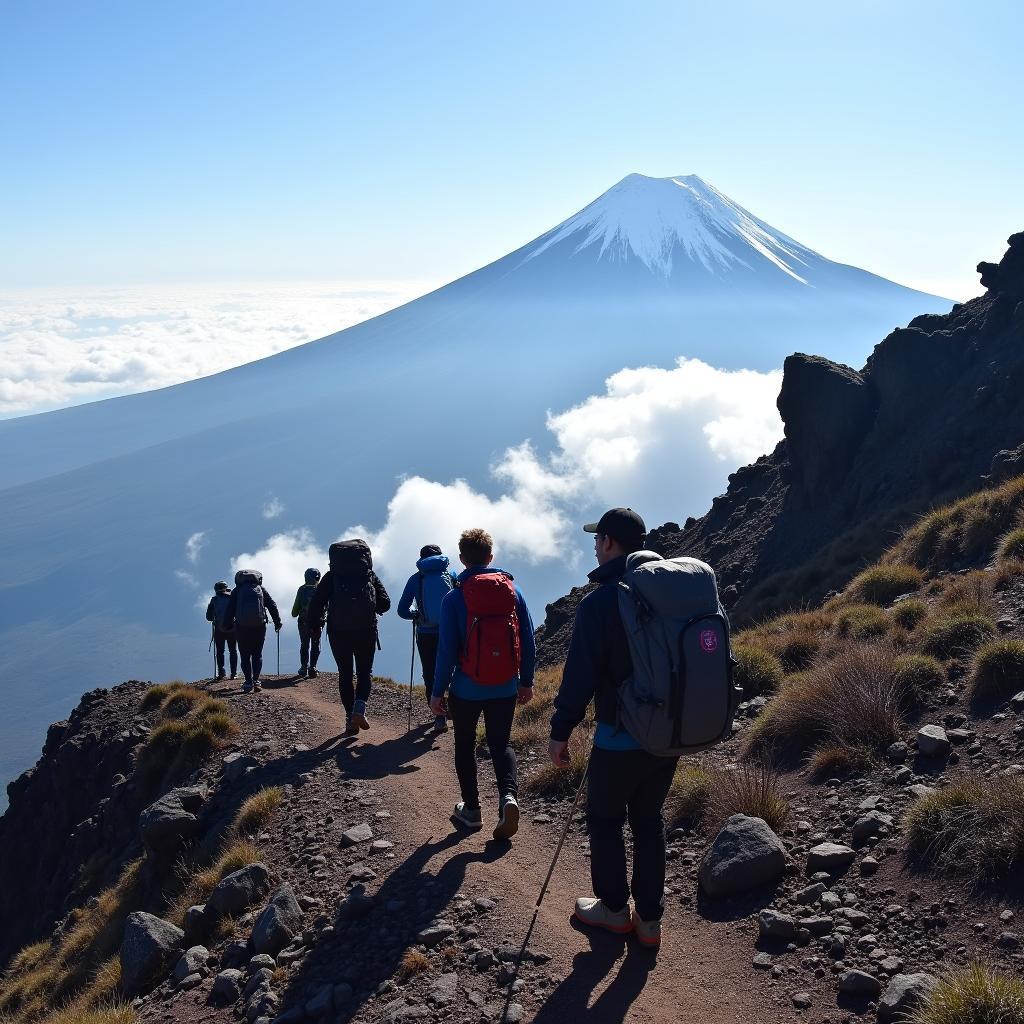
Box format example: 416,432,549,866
206,581,238,680
291,567,325,679
305,539,391,736
548,508,739,950
220,569,283,693
397,544,458,731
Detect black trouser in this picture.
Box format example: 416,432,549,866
586,747,679,922
298,621,322,670
449,694,518,808
214,628,237,675
235,625,267,683
327,627,377,717
416,630,439,708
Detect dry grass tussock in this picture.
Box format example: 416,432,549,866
932,570,996,618
969,639,1024,700
666,766,711,827
396,950,431,981
905,774,1024,884
510,665,579,751
834,604,890,640
136,686,236,794
998,527,1024,563
806,743,877,780
890,598,929,631
921,613,997,661
845,563,924,606
39,1006,134,1024
705,758,790,833
231,787,284,837
906,962,1024,1024
168,839,262,925
891,474,1024,570
731,642,784,698
745,643,906,758
525,725,593,798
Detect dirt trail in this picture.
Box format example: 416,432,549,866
275,679,777,1024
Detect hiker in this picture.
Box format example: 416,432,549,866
205,580,237,680
430,528,535,841
305,539,391,736
548,507,734,950
291,567,325,679
220,569,282,693
397,544,457,731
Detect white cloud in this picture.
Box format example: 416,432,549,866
0,279,439,417
231,357,784,594
262,496,285,520
175,569,199,588
185,530,207,564
230,528,324,612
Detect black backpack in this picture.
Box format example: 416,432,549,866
212,592,233,632
328,541,377,630
297,583,321,625
234,569,267,628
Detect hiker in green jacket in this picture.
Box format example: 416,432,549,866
291,568,324,679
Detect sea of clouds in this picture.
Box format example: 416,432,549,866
0,280,436,418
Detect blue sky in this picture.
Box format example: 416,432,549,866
1,0,1021,297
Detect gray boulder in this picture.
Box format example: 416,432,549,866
121,911,185,995
223,751,259,781
917,725,951,758
878,973,937,1021
139,786,206,854
211,968,244,1005
340,822,373,846
806,842,856,875
853,811,893,846
172,944,211,984
206,862,271,918
757,909,797,940
699,815,786,897
839,969,882,998
251,885,304,955
182,904,208,945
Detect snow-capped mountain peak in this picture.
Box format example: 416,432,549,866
525,172,814,283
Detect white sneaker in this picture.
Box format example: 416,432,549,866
573,897,633,935
630,910,662,948
493,795,520,841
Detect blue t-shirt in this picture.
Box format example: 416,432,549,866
594,721,642,751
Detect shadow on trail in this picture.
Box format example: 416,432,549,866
530,922,656,1023
280,826,514,1022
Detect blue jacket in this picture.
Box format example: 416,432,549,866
396,554,457,636
433,565,536,701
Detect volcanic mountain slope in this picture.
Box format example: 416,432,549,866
538,232,1024,660
0,172,949,802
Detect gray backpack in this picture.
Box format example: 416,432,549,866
234,569,266,629
616,552,740,756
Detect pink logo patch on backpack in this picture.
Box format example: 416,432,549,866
700,628,719,653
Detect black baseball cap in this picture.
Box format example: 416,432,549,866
583,507,646,548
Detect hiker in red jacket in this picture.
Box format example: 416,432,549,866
431,528,535,841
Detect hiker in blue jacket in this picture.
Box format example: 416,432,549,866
430,528,535,841
397,544,457,732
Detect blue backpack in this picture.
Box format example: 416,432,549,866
416,555,456,630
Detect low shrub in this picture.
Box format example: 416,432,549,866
396,950,430,981
999,527,1024,563
905,775,1024,883
744,644,904,757
834,604,889,640
906,962,1024,1024
706,759,789,833
892,654,947,699
666,766,711,827
231,787,284,837
806,743,876,780
847,563,924,606
732,643,784,697
921,613,997,661
970,639,1024,699
890,599,929,631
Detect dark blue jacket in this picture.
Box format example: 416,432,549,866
550,553,656,742
434,566,536,701
396,554,457,636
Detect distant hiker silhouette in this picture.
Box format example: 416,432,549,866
397,544,457,731
431,528,535,841
292,567,325,679
305,539,391,736
220,569,282,693
206,580,237,680
549,507,735,950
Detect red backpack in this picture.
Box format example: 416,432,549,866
459,572,521,684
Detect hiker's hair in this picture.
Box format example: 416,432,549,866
459,528,493,565
420,544,442,559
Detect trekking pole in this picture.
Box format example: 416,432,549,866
276,628,281,677
500,746,592,1023
210,626,216,681
408,621,415,733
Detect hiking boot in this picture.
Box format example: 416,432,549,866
253,680,263,692
229,672,237,680
493,795,520,841
343,720,359,737
242,681,254,694
352,700,370,731
307,667,318,679
573,897,633,935
296,666,307,678
450,802,483,831
217,669,227,680
631,910,662,949
433,715,449,732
